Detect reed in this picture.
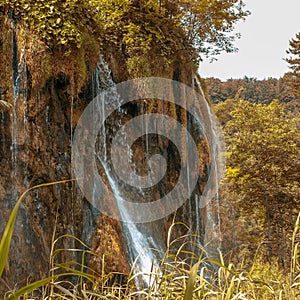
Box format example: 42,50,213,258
1,189,299,299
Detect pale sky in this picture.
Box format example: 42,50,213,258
199,0,300,80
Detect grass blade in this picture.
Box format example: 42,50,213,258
6,276,54,300
184,261,200,300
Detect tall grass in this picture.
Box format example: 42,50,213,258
1,187,300,299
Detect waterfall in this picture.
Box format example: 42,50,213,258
10,12,18,184
10,12,29,195
73,59,225,286
192,74,225,252
88,57,161,285
0,14,225,291
100,160,161,286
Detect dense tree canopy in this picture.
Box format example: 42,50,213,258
0,0,249,61
214,99,300,264
205,76,299,109
0,0,249,95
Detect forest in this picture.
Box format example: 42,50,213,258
205,76,299,109
0,0,299,299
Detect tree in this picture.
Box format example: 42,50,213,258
170,0,250,61
215,99,300,265
285,32,300,97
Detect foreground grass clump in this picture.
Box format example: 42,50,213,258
1,186,300,299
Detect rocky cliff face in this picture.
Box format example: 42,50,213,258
0,22,220,293
0,76,97,291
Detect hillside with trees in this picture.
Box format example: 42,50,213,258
0,1,299,299
206,31,300,268
205,76,299,109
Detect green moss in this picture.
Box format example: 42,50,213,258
127,55,151,78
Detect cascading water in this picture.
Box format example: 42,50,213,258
10,12,29,192
73,57,225,288
88,57,162,285
10,12,18,184
192,75,224,252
